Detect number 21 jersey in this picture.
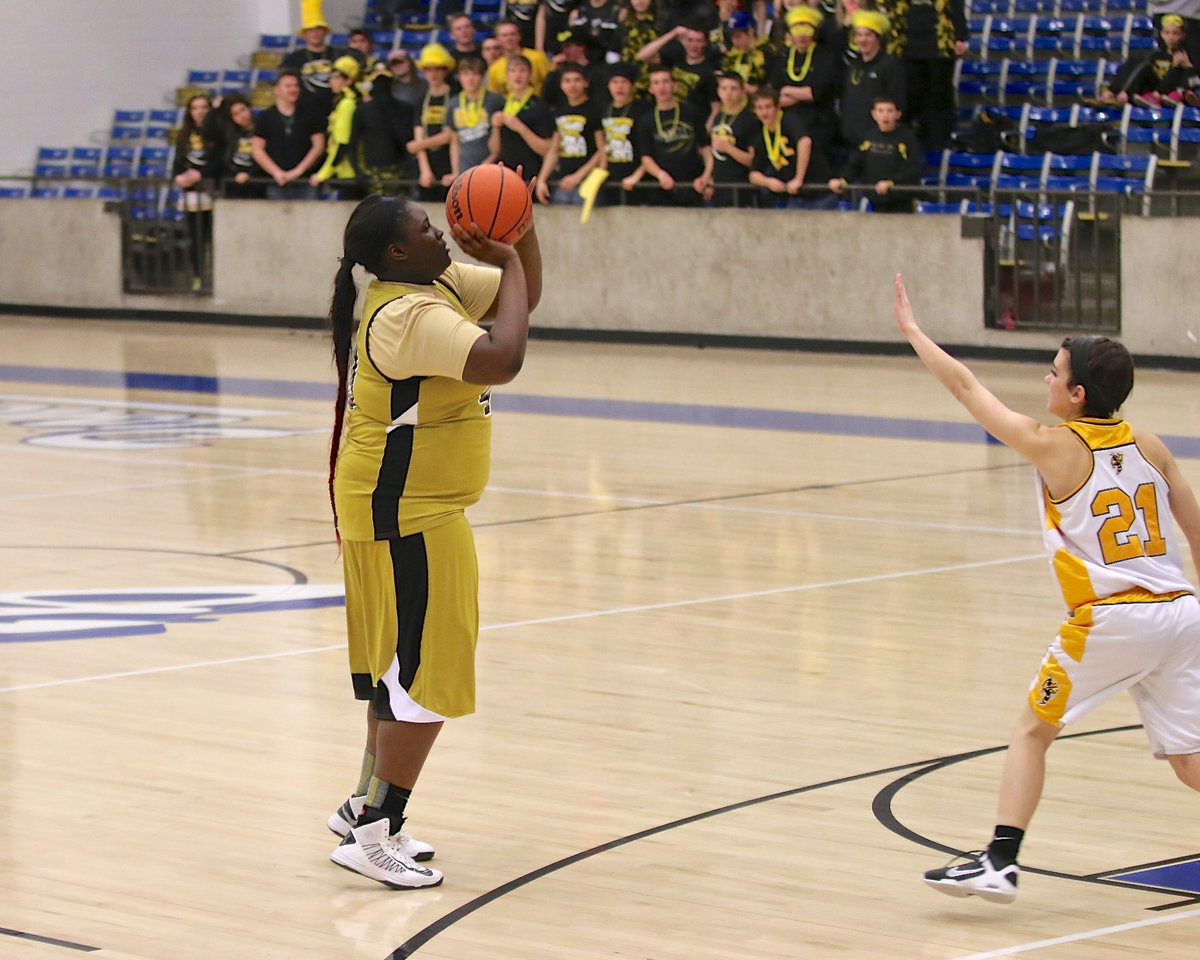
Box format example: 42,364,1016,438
1039,417,1194,609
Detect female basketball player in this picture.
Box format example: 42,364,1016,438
895,274,1200,904
323,192,541,888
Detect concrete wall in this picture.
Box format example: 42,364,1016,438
0,198,1194,361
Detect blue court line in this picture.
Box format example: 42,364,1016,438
4,363,1200,456
1106,859,1200,896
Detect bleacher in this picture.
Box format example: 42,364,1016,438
7,0,1196,217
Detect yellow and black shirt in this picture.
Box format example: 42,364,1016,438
334,262,501,541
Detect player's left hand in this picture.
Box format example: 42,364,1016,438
894,274,919,337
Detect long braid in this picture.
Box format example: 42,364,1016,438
328,255,359,544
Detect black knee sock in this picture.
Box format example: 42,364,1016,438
357,778,412,833
986,825,1025,867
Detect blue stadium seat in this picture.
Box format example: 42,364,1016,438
1169,124,1200,160
97,186,128,200
1043,152,1093,190
992,150,1045,189
104,145,136,177
1012,202,1069,242
110,124,144,140
221,69,252,91
329,32,349,47
1118,104,1176,152
1050,58,1102,101
70,147,101,178
114,109,146,123
259,34,293,49
1092,152,1156,192
253,68,279,86
63,186,96,199
372,29,397,45
0,186,29,198
35,152,68,177
187,70,220,87
916,200,967,213
149,108,181,125
137,146,171,178
989,16,1033,36
32,186,62,198
1017,104,1077,148
943,150,998,188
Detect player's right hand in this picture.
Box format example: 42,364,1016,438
450,222,518,267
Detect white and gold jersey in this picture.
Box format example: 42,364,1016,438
1038,418,1194,610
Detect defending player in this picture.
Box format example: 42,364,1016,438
323,194,540,888
894,274,1200,904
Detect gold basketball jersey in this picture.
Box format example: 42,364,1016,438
334,263,500,540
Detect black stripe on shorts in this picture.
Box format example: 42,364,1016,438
373,532,430,721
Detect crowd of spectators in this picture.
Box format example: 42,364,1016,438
171,0,1189,212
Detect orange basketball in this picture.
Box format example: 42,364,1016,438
445,164,532,245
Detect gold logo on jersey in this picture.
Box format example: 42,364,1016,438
1111,453,1124,473
1036,676,1060,705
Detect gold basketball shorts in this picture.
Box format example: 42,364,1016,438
342,513,479,721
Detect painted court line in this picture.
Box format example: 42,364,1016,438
0,391,284,417
950,906,1200,960
0,552,1042,694
0,468,283,504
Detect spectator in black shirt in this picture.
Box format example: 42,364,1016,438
636,22,722,110
172,94,216,285
828,96,922,211
571,0,624,57
509,0,541,48
446,13,482,66
599,61,650,203
282,5,341,118
409,44,457,200
251,69,326,199
839,10,907,148
354,74,416,190
538,0,581,57
490,55,556,181
542,29,608,109
769,6,839,165
536,65,605,204
886,0,967,150
217,94,263,196
633,64,713,205
747,86,830,207
708,71,757,206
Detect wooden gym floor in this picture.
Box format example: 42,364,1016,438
2,311,1200,960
